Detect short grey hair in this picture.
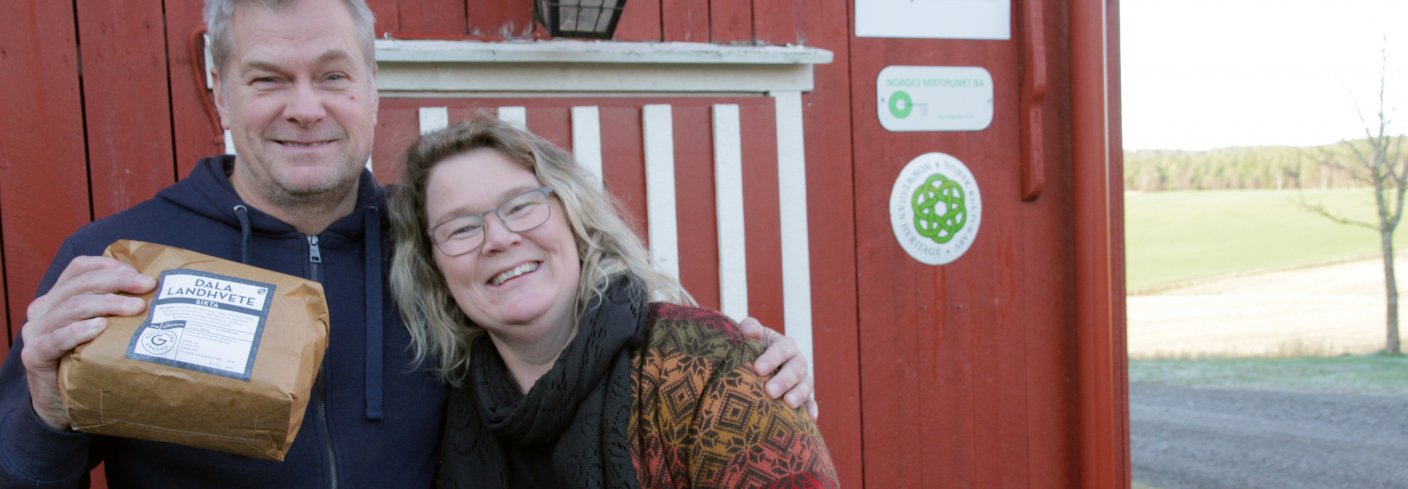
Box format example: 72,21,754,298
389,115,693,384
204,0,377,75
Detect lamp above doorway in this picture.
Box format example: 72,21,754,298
534,0,627,39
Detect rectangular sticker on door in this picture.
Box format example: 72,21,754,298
878,66,994,132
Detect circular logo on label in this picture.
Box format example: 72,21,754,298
142,330,177,355
889,152,982,265
888,90,914,119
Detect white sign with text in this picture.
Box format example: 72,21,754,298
857,0,1011,40
877,66,994,132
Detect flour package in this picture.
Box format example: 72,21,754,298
59,240,329,461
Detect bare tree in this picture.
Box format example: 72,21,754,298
1298,44,1406,355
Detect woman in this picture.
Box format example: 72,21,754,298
389,116,838,488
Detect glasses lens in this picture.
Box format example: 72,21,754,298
431,188,552,257
501,189,551,233
433,215,485,256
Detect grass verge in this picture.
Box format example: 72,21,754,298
1129,354,1408,396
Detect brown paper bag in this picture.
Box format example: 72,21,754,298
59,240,329,461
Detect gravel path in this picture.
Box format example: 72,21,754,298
1130,258,1408,488
1131,381,1408,489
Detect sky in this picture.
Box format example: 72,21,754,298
1120,0,1408,151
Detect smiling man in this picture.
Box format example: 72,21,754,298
214,0,380,233
213,0,379,232
0,0,815,487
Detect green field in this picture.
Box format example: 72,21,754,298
1129,354,1408,396
1124,188,1408,293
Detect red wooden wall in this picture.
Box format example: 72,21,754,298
0,1,1127,488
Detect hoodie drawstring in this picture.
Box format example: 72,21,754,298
233,205,252,264
230,202,385,422
363,206,385,421
232,201,384,421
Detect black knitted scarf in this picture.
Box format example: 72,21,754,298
438,275,647,489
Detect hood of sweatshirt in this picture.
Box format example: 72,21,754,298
155,155,387,420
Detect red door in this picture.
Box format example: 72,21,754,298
849,0,1127,487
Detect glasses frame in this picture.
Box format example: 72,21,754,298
429,186,556,257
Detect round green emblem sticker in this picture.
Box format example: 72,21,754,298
889,152,982,265
912,173,966,244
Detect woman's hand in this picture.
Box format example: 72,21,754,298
737,317,818,420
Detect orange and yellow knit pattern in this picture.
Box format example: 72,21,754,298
629,303,840,488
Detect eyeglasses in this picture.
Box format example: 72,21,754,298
429,187,555,256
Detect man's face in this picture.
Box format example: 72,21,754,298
212,0,378,207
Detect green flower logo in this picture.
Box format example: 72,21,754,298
889,90,914,119
911,173,966,244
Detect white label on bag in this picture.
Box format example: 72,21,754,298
127,269,275,380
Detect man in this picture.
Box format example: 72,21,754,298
0,0,814,486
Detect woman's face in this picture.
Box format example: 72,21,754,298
424,148,581,344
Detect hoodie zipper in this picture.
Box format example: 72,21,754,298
308,235,338,489
309,235,324,280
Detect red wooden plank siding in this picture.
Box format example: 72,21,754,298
854,134,925,486
371,99,575,184
465,1,534,38
751,0,798,45
957,74,1026,487
1073,0,1130,486
0,1,91,333
524,106,573,154
662,0,709,42
1018,53,1082,482
397,0,467,36
937,38,1026,487
372,104,421,184
447,105,484,129
1023,141,1080,488
738,101,784,333
77,0,177,220
793,0,862,484
163,0,222,179
74,5,176,487
668,104,721,310
598,106,651,242
614,0,662,41
933,179,972,485
1020,2,1081,486
709,0,752,43
365,0,400,34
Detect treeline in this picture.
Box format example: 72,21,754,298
1124,141,1375,192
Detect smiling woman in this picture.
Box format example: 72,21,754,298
387,115,839,488
423,148,583,368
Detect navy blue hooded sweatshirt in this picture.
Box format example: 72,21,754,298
0,156,447,488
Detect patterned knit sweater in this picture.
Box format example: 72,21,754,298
630,303,839,488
